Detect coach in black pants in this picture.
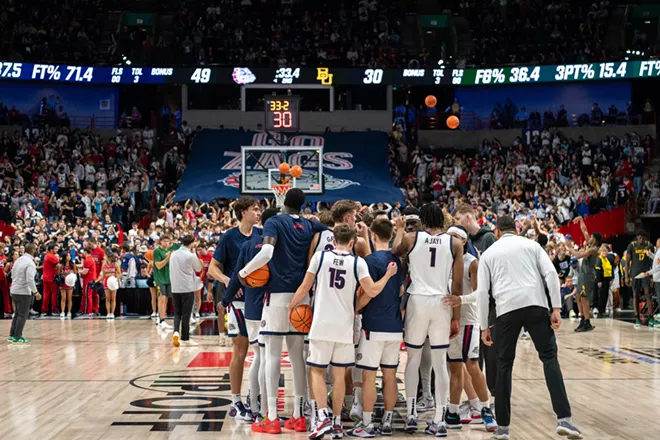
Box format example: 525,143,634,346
477,217,582,439
169,235,203,346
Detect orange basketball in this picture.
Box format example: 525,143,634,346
446,115,460,129
279,162,290,175
289,304,313,333
425,95,437,108
145,250,154,262
246,265,270,287
290,165,303,178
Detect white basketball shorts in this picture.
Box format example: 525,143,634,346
307,339,355,368
404,294,452,349
227,302,247,338
355,331,401,370
447,324,480,362
260,292,310,336
245,319,262,346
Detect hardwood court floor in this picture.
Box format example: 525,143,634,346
1,316,659,440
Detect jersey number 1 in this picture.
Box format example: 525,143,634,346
329,268,346,289
429,247,436,267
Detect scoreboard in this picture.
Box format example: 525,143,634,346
264,96,300,132
1,60,660,86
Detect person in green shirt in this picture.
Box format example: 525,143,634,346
153,235,181,328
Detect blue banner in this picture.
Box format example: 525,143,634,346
175,130,404,204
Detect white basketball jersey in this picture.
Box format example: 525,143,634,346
315,229,336,253
460,253,479,326
308,250,370,344
407,231,454,296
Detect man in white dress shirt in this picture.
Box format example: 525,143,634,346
477,216,582,440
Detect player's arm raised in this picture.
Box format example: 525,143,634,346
358,259,398,298
354,223,371,257
392,216,415,257
238,236,276,285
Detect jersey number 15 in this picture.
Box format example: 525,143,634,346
329,268,346,289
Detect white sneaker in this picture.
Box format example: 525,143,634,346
173,332,180,347
159,320,173,329
66,313,72,319
182,339,199,346
109,314,115,320
106,314,112,320
195,313,201,319
416,395,435,412
60,312,65,320
350,401,363,422
151,312,158,319
190,316,198,325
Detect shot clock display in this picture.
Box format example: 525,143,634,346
264,96,300,131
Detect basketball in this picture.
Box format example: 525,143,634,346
425,95,437,107
246,264,270,287
289,304,313,333
290,165,303,178
279,162,290,175
447,115,460,129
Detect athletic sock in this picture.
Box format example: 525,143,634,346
232,394,241,405
448,403,459,414
406,397,416,417
383,411,393,424
294,395,304,419
318,407,329,421
353,387,362,405
469,398,480,409
363,411,372,426
333,415,341,426
479,400,489,410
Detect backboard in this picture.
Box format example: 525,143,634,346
239,145,324,195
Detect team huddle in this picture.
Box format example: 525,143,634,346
212,189,497,438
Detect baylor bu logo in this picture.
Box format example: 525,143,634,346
112,370,232,432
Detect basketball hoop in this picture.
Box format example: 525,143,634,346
271,183,293,208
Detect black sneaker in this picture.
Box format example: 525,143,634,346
574,320,585,332
576,322,594,333
445,412,462,429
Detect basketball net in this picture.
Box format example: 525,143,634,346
271,177,292,208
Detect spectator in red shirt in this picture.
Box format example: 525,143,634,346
88,237,105,277
0,243,10,316
197,243,214,318
80,245,99,316
41,242,60,316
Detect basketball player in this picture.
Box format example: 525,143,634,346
348,218,404,438
443,226,497,432
208,197,262,419
565,217,602,332
221,207,280,421
626,230,654,327
289,224,397,439
311,200,371,422
238,188,328,434
392,203,463,437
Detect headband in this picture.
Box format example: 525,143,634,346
447,226,468,240
405,214,420,222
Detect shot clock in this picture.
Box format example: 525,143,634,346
264,96,300,131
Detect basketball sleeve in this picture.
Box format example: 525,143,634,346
307,251,321,274
356,257,371,281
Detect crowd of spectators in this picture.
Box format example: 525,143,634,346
115,0,405,67
388,128,658,225
0,0,106,64
463,0,612,67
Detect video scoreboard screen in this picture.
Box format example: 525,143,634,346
1,61,660,86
